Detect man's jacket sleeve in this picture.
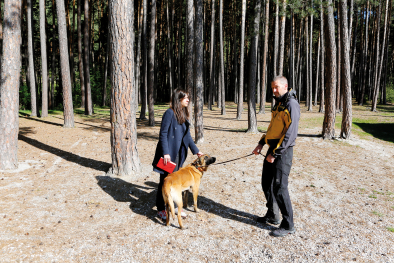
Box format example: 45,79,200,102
272,100,300,158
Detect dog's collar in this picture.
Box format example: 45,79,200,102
191,164,205,172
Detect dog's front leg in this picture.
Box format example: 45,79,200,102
192,186,200,213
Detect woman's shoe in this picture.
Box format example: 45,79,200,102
157,210,167,220
174,207,187,218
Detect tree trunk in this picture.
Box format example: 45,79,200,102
194,0,204,143
40,0,48,117
219,0,225,115
77,0,85,108
278,0,286,75
56,0,75,127
247,0,261,133
208,0,215,110
258,0,269,114
0,0,22,170
340,0,352,139
273,1,279,76
148,0,156,126
84,0,93,115
359,1,369,106
140,0,147,120
236,0,246,120
314,32,320,107
186,0,194,123
27,0,37,117
102,27,109,107
308,6,313,111
319,3,325,113
322,0,336,139
108,0,140,176
166,0,174,94
372,0,388,111
336,5,342,112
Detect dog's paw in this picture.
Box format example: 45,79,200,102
194,208,200,213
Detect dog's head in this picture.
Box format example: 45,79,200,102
192,154,216,172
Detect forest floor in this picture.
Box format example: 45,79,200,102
1,102,394,262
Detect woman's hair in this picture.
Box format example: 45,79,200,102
170,89,189,124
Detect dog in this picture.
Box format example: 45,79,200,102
162,154,216,229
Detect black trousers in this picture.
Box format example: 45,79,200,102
261,147,294,229
156,154,180,211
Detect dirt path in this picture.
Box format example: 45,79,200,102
1,106,394,262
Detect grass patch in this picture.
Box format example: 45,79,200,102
387,227,394,233
373,190,385,195
368,195,377,199
372,211,384,217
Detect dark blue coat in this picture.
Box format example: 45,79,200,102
152,108,199,174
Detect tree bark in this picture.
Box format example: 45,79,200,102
166,0,174,94
208,0,215,110
140,0,147,120
0,0,22,170
40,0,48,117
273,1,279,76
27,0,37,117
359,1,369,105
148,0,156,126
236,0,246,120
77,0,85,108
314,32,320,107
108,0,140,176
247,0,261,133
322,0,336,139
278,0,286,75
194,0,204,143
84,0,93,115
340,0,352,139
56,0,75,127
372,0,389,111
308,4,313,111
258,0,269,114
186,0,194,123
219,0,225,115
319,3,325,113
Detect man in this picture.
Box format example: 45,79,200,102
253,76,300,237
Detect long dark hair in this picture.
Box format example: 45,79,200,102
170,89,189,124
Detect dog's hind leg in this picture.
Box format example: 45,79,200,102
173,191,184,229
165,203,171,226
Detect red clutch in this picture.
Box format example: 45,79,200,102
156,157,176,173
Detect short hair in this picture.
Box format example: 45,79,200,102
272,76,288,87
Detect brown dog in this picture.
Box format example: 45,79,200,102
162,154,216,229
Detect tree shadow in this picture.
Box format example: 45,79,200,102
297,133,322,138
96,176,274,230
354,122,394,143
20,114,64,127
18,134,111,171
95,176,163,225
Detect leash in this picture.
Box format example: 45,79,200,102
212,152,265,166
194,152,265,170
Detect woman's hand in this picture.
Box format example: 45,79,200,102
197,152,204,157
163,154,171,165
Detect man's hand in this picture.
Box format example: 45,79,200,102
252,144,263,155
197,152,204,157
163,154,171,165
266,153,275,163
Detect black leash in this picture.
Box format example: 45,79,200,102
212,152,265,166
193,152,265,170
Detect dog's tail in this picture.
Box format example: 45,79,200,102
162,181,176,221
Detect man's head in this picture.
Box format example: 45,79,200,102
271,76,288,98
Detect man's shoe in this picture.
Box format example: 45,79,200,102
270,227,296,237
256,216,281,225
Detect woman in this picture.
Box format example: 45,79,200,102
152,89,203,220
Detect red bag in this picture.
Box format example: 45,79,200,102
156,157,176,173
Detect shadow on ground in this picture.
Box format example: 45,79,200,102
96,176,275,231
354,122,394,143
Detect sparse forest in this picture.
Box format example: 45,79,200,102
0,0,394,169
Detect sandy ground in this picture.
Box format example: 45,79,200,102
1,104,394,262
